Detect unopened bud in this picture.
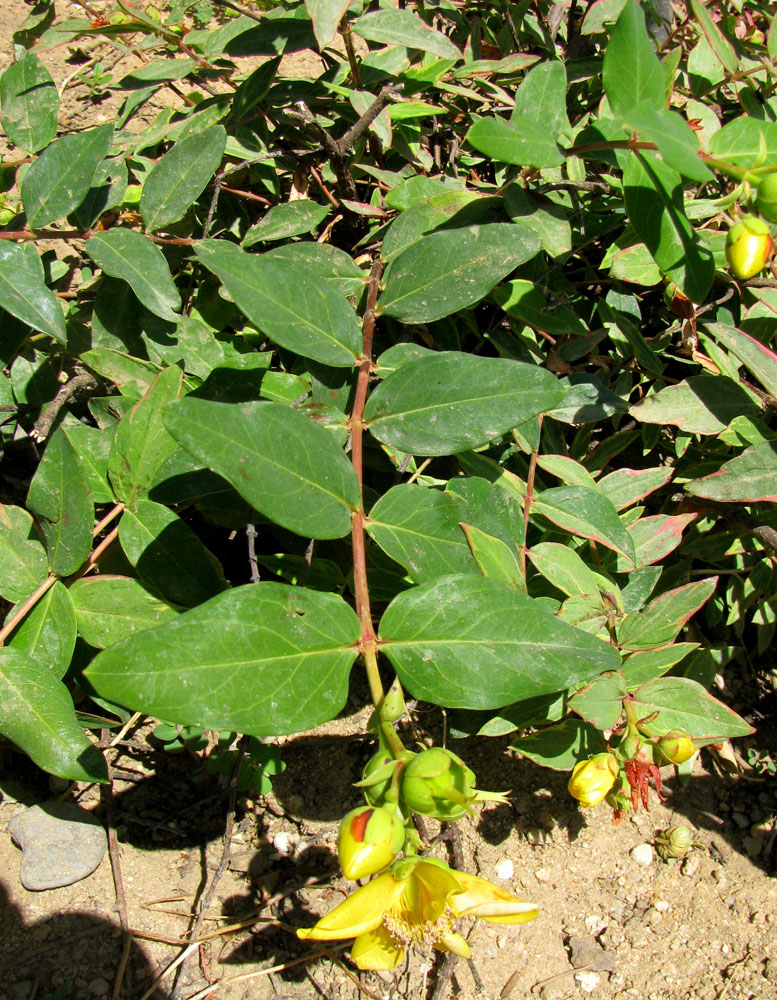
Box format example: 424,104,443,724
568,753,619,808
337,806,404,880
380,677,405,722
657,730,696,765
655,824,696,861
400,747,508,821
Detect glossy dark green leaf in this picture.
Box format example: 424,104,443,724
0,648,108,782
460,523,524,590
379,574,621,709
119,500,227,607
22,124,113,228
510,718,607,771
70,575,178,649
0,52,58,153
353,9,462,60
532,486,637,567
27,428,93,576
379,223,539,323
0,242,66,344
686,441,777,502
511,59,569,135
621,643,698,690
0,504,48,603
602,0,665,120
633,676,754,743
629,375,761,435
194,240,360,366
140,125,226,233
85,583,361,736
73,156,128,230
108,366,184,508
467,116,564,168
243,199,331,246
6,581,76,679
263,241,367,298
164,398,359,539
364,352,564,456
61,421,114,504
86,229,181,324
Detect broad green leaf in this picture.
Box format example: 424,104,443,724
633,676,754,743
364,352,564,456
686,441,777,502
602,0,665,120
0,648,108,782
445,476,525,548
596,466,673,510
558,593,608,635
27,428,93,577
0,52,58,153
0,242,66,344
230,56,280,120
87,229,181,324
624,104,711,182
140,125,226,233
494,280,586,336
194,240,360,366
528,542,601,598
61,421,115,505
119,500,227,607
511,59,569,136
608,241,663,285
629,375,761,434
6,581,76,679
263,241,367,298
379,574,620,709
73,155,128,231
616,512,697,572
0,504,48,603
379,223,540,323
546,375,628,425
108,366,184,508
381,190,490,262
460,523,524,590
618,577,717,650
70,575,178,648
510,718,608,771
705,322,777,399
164,398,359,539
623,152,714,303
689,0,738,74
81,348,161,398
503,186,571,258
243,199,330,246
708,118,777,169
353,9,462,60
85,583,361,736
22,124,113,228
621,643,698,689
537,455,597,489
366,485,477,583
532,486,636,566
451,691,565,738
567,671,627,730
467,116,564,169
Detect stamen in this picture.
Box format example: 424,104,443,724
382,904,456,953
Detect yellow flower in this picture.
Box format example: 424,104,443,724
297,857,538,970
568,753,619,807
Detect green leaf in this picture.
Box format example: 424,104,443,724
528,542,601,598
567,671,627,730
0,52,58,153
596,466,673,510
81,348,161,398
624,104,711,182
243,199,331,246
108,366,184,508
119,500,227,607
460,523,524,590
140,125,226,233
623,152,714,303
511,60,569,136
379,574,621,709
510,718,608,771
629,375,761,435
602,0,665,120
6,581,76,678
466,116,564,169
164,398,359,539
0,504,48,603
27,428,93,577
352,9,462,60
304,0,350,48
0,648,107,782
364,352,564,457
379,223,540,323
708,118,777,169
616,512,697,572
61,421,114,504
22,124,113,228
263,241,367,298
70,575,178,649
86,229,181,324
617,577,717,651
366,485,477,583
689,0,738,74
705,322,777,399
0,242,67,344
632,676,754,743
494,280,587,336
194,240,360,367
503,186,572,258
686,441,777,502
532,486,637,566
85,583,361,736
621,643,698,689
230,56,280,120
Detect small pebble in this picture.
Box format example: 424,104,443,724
731,811,749,829
272,831,298,856
654,900,670,912
575,970,601,993
495,857,514,880
630,843,654,866
534,867,551,883
87,978,109,996
743,836,762,857
682,856,700,877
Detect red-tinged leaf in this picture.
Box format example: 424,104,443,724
705,322,777,400
617,512,698,571
686,441,777,502
531,486,636,567
633,676,754,744
596,466,674,511
617,577,718,650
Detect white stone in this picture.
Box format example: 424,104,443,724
575,970,601,993
272,831,297,856
495,857,514,880
630,843,654,866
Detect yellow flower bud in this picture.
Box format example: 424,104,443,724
568,753,619,808
656,730,696,765
337,806,404,880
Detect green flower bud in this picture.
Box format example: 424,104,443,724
380,677,405,722
656,730,696,765
337,806,404,880
400,747,508,821
568,753,619,808
726,216,773,280
757,173,777,222
358,751,401,808
655,825,696,861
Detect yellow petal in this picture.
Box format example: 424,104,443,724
297,873,405,941
436,928,471,959
450,871,539,925
351,925,405,970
